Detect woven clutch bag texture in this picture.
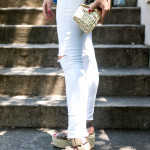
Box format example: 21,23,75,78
73,2,101,34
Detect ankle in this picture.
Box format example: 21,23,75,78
87,126,94,135
86,120,94,135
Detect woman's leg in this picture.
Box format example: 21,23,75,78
59,54,89,138
57,33,99,138
82,32,99,121
56,0,89,138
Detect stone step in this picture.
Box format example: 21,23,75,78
0,95,150,129
0,0,137,8
0,25,144,44
0,44,149,68
0,67,150,96
0,7,140,25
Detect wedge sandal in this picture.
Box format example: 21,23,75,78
52,120,95,149
65,138,90,150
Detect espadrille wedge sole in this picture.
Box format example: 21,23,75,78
65,138,91,150
52,132,95,149
52,120,95,148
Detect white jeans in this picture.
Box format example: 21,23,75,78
56,0,99,138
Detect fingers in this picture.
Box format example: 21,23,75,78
97,8,102,24
47,10,55,21
99,0,111,23
46,0,51,13
88,0,110,24
46,0,53,21
99,9,106,23
42,2,48,19
42,0,55,22
88,0,100,12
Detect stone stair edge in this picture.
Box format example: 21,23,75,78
0,24,144,27
0,67,150,76
0,95,150,107
0,43,149,48
0,0,138,8
0,7,141,10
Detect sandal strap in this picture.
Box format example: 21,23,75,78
67,138,88,150
86,120,94,128
67,138,82,147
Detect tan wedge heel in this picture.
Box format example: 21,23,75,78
52,132,67,148
87,133,95,149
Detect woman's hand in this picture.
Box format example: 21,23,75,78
88,0,112,24
42,0,55,21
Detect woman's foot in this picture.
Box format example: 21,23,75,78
54,126,94,138
65,137,91,150
54,120,94,138
86,120,94,135
52,120,95,149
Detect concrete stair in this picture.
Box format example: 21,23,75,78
0,44,149,68
0,25,145,44
0,7,140,25
0,95,150,129
1,127,150,150
0,67,150,96
0,0,150,130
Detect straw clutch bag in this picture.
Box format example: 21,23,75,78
73,0,125,33
73,1,101,34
